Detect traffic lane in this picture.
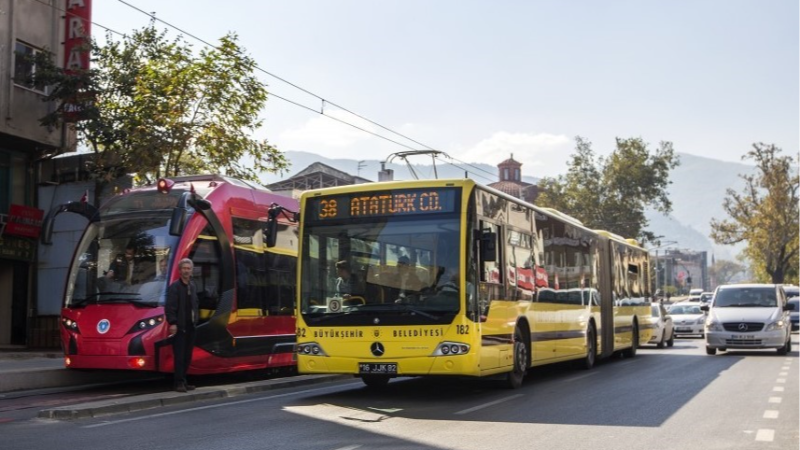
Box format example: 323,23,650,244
286,339,739,426
4,337,796,450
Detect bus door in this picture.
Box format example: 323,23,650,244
597,238,615,358
476,221,506,371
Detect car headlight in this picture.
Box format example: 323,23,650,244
765,320,786,332
695,317,705,325
705,319,724,332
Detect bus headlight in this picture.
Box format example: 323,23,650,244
297,342,327,357
432,342,470,356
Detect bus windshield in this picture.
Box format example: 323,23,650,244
65,212,180,308
299,214,462,326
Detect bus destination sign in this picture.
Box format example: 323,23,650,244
308,188,458,221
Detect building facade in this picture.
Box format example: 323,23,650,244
0,0,82,346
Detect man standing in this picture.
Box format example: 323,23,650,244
165,258,199,392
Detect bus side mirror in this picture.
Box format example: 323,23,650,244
479,229,497,262
264,204,298,248
265,219,278,248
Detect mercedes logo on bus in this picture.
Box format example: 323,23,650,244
370,342,385,357
738,323,749,331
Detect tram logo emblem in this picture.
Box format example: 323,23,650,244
370,342,385,357
97,319,111,334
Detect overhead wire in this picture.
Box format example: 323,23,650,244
28,0,507,182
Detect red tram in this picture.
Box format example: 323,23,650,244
43,175,298,374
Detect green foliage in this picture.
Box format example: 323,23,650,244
28,22,287,191
709,259,747,286
536,136,679,243
710,143,799,284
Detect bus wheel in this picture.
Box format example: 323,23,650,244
622,322,638,358
506,327,529,389
361,375,391,388
579,324,596,370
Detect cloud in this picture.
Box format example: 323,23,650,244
277,109,376,155
453,131,574,177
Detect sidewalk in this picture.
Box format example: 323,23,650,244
0,349,351,420
0,349,155,393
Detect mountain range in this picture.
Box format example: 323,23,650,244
260,151,757,261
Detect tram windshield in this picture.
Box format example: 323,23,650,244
65,213,180,307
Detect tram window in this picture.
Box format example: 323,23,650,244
189,237,221,319
265,252,296,316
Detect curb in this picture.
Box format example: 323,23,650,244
38,374,352,420
0,367,157,393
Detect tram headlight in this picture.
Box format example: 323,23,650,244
126,315,165,334
61,317,80,334
432,341,470,357
296,342,327,357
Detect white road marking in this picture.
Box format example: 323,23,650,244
781,366,790,371
763,410,779,419
779,372,788,376
768,397,782,404
755,429,775,442
772,386,784,392
776,378,786,383
332,446,362,450
562,372,597,383
455,394,524,415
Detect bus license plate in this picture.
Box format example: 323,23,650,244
359,363,397,375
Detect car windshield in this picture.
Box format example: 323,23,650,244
713,286,777,308
669,304,701,315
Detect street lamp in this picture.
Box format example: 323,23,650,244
648,240,678,299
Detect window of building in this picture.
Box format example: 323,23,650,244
503,168,509,180
514,168,520,181
14,41,48,93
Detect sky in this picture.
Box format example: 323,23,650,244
88,0,798,178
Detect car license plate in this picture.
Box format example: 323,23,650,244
731,334,755,339
358,363,397,375
676,327,691,332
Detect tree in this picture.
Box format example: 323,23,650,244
710,143,799,284
709,259,747,286
536,136,679,243
28,22,287,201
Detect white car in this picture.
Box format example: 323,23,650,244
645,303,674,348
702,284,792,355
668,303,705,337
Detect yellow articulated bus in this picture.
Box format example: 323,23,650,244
281,178,653,388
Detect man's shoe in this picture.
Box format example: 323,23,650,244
175,384,187,393
185,384,196,391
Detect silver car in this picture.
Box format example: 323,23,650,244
702,284,792,355
668,303,705,337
